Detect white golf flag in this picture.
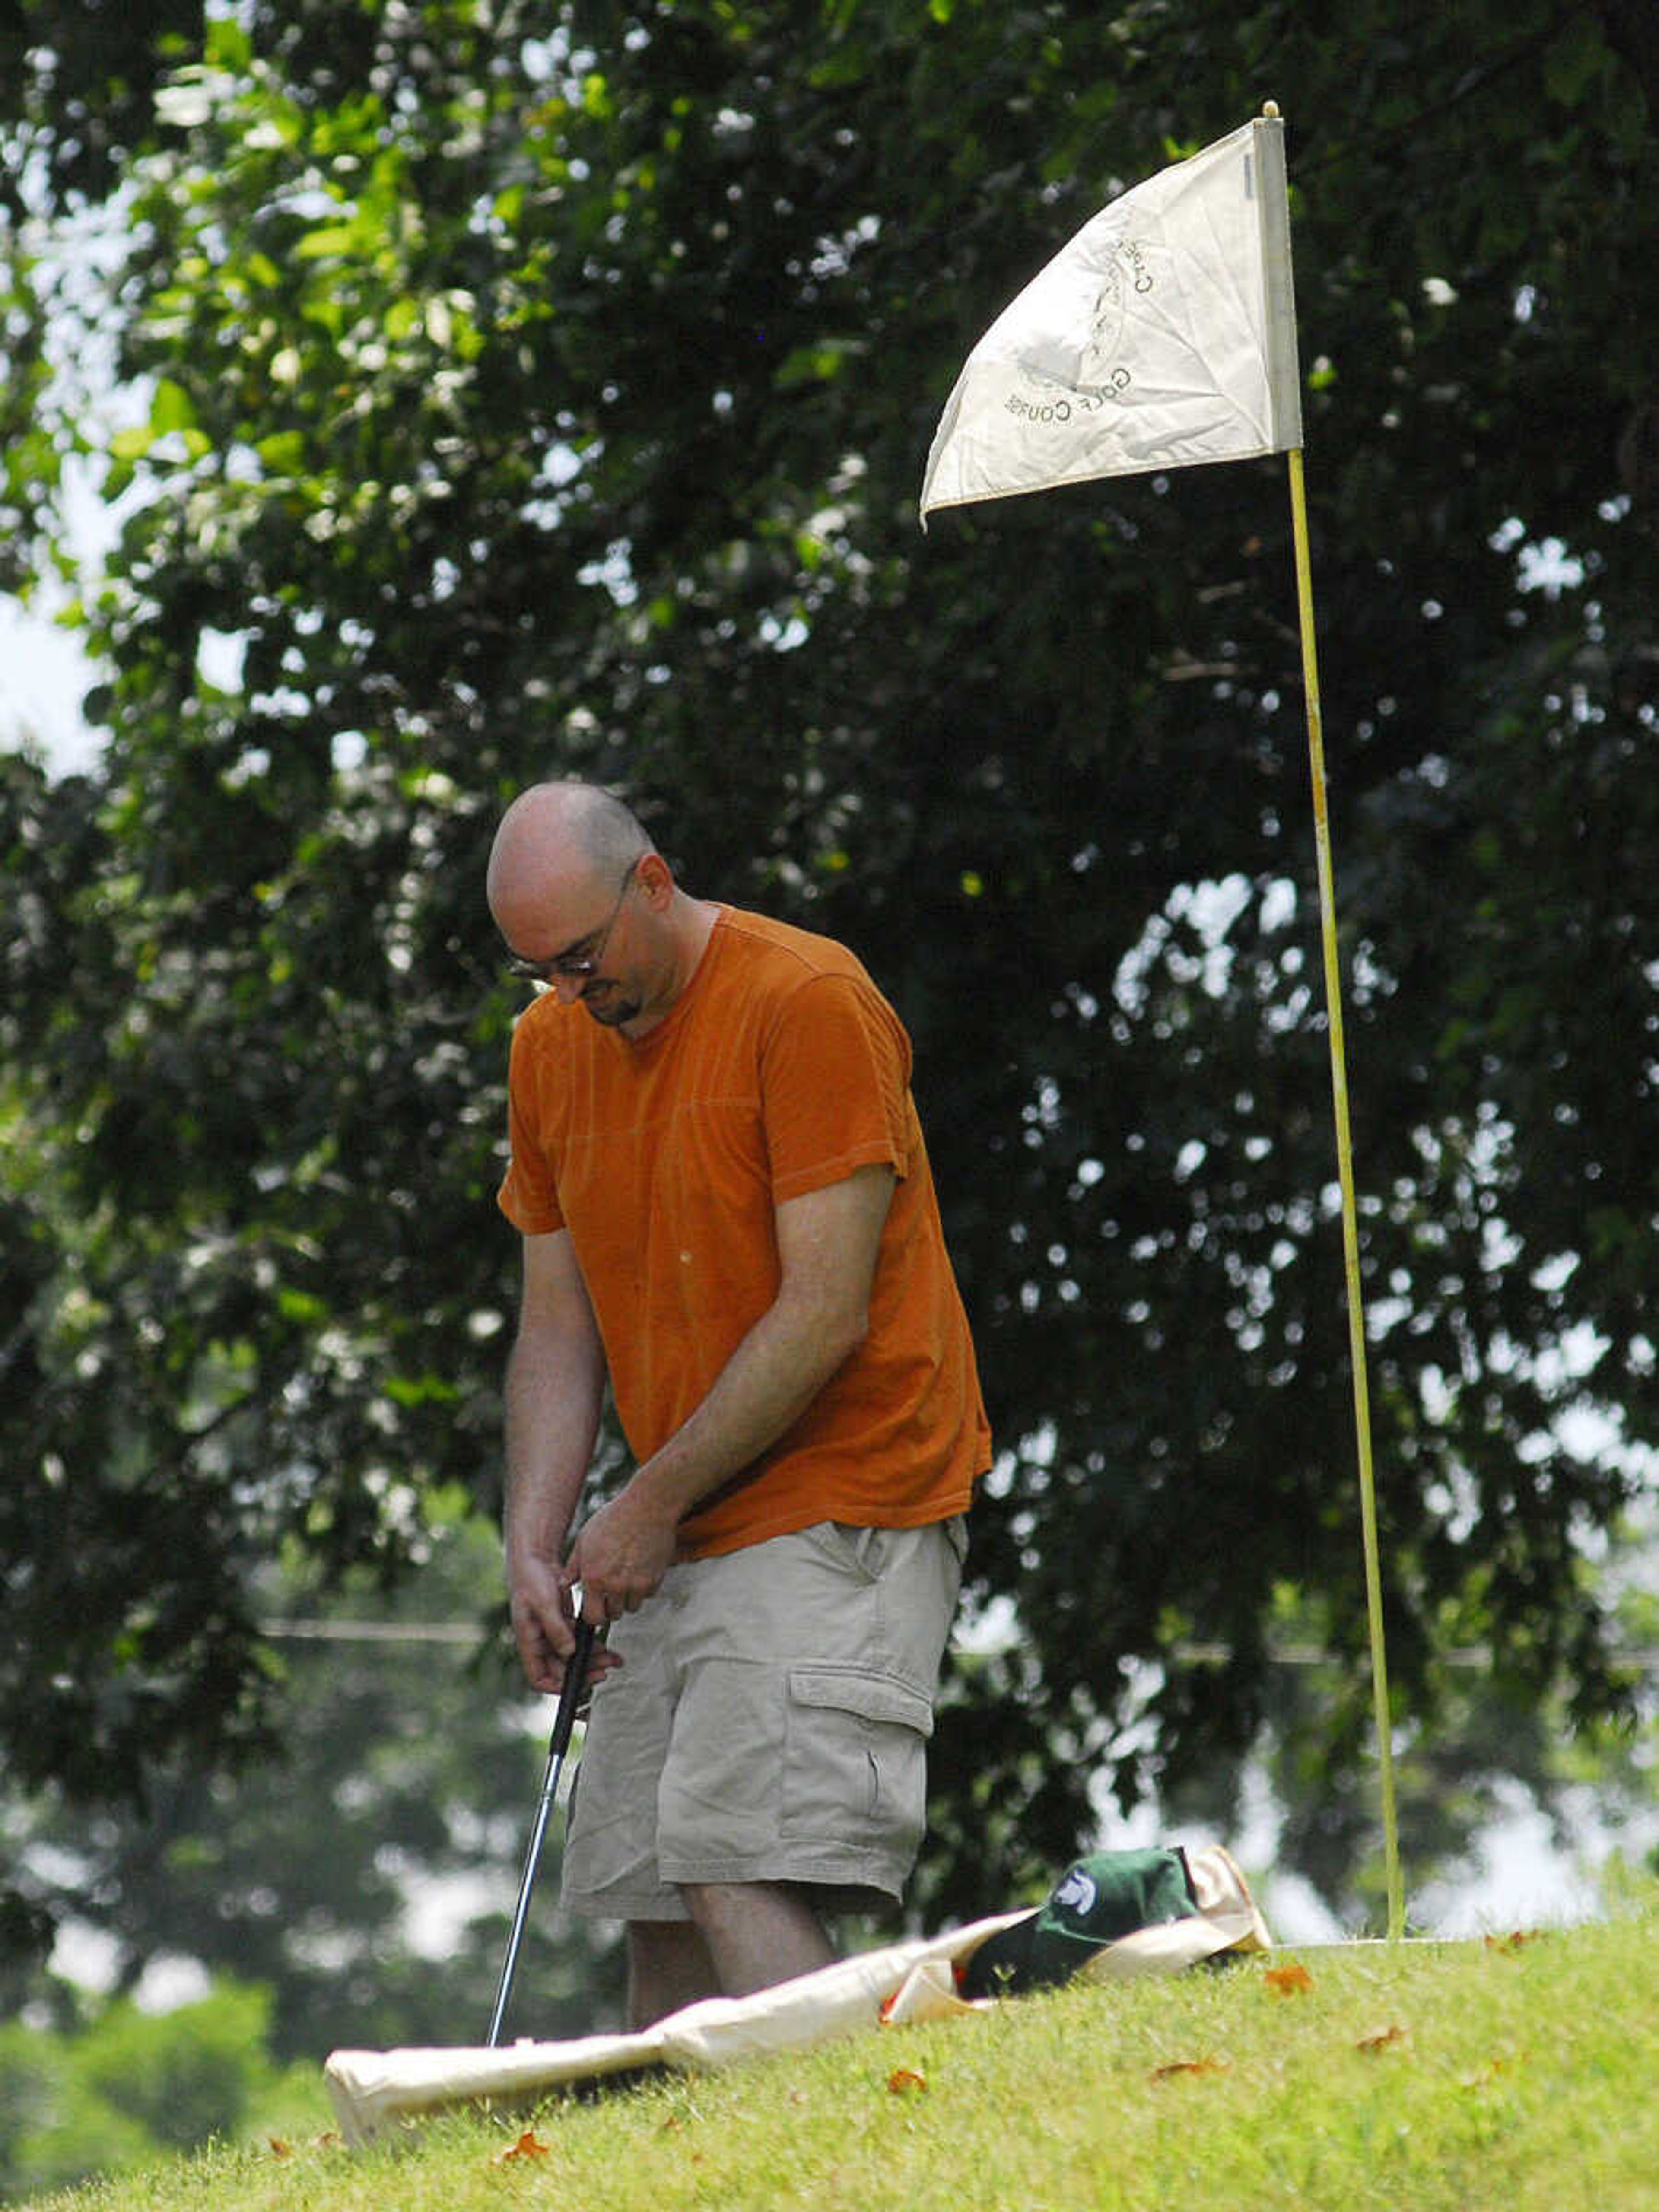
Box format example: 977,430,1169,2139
920,116,1302,521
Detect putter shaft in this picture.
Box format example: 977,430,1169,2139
487,1621,596,2047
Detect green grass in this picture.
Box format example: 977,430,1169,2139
19,1902,1657,2212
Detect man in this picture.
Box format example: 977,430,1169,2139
487,780,990,2028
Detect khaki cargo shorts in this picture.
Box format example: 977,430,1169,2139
559,1516,967,1923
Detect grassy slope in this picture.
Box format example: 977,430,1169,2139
24,1903,1657,2212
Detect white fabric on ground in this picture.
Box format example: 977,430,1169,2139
324,1844,1268,2144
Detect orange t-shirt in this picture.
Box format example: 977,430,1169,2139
497,906,991,1557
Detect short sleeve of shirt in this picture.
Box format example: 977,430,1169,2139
498,1016,565,1236
761,973,915,1203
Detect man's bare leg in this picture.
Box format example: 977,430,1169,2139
679,1880,835,1997
626,1918,721,2030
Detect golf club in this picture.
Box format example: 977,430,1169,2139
486,1617,597,2047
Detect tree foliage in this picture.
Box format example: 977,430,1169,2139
1156,1514,1659,1927
2,1498,622,2060
2,0,1654,1954
0,1977,324,2200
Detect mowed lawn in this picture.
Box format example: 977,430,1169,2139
24,1898,1656,2212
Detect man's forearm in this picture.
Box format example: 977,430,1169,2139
564,1293,861,1621
503,1323,605,1560
566,1166,894,1621
626,1166,890,1528
629,1290,863,1522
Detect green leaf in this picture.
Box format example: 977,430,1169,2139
254,431,308,473
204,13,254,71
381,1373,461,1408
774,341,860,390
294,224,364,261
151,380,198,436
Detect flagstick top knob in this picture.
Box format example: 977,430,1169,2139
1262,99,1281,118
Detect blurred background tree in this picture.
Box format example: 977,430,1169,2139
0,1977,328,2201
1,1495,622,2061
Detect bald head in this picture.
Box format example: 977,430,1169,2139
487,781,654,942
489,782,651,904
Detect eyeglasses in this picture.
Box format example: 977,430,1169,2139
505,857,639,983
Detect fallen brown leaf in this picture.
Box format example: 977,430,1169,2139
1264,1961,1313,1996
1484,1930,1539,1954
265,2131,341,2161
1460,2054,1525,2089
492,2129,553,2164
1150,2056,1230,2082
1357,2024,1409,2054
887,2067,928,2095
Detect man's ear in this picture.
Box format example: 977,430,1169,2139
636,850,675,906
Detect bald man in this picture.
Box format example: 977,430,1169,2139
488,782,990,2027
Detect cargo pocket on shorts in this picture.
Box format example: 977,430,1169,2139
781,1665,934,1860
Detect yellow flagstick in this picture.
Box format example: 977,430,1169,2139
1285,442,1405,1942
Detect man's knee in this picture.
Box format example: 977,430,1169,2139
678,1879,834,1996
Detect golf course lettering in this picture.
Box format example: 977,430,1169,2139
1004,367,1133,424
